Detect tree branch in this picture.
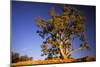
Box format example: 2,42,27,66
66,47,84,57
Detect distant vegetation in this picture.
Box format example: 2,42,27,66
11,52,33,63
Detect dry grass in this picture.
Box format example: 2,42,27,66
11,56,96,66
11,58,76,66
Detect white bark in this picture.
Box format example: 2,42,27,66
59,42,67,59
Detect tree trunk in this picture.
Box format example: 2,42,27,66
59,42,67,59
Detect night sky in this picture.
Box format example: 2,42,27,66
11,1,96,60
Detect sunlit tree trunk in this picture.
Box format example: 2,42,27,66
59,41,67,59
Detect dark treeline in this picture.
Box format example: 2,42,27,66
11,52,33,63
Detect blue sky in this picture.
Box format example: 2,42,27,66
11,1,96,60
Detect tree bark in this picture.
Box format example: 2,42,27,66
59,42,67,59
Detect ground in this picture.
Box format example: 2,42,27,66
11,56,96,67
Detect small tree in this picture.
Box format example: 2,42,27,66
35,5,89,59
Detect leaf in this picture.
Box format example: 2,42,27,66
80,34,85,41
80,42,89,49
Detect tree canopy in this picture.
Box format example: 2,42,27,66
35,5,89,60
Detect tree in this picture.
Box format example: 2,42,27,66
11,52,20,63
11,52,33,63
35,5,89,60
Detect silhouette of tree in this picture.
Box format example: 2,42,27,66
35,5,89,59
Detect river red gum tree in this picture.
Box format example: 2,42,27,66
35,5,89,60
